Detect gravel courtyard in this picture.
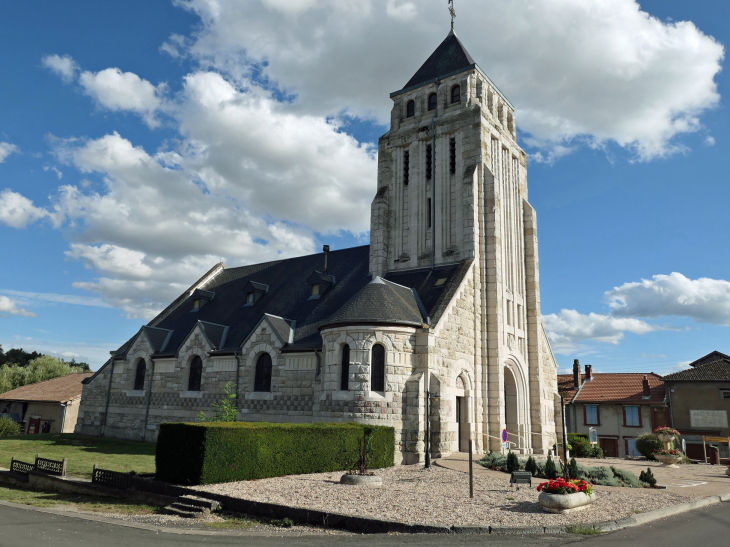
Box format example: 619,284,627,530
194,464,700,527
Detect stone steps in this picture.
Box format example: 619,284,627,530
160,495,220,519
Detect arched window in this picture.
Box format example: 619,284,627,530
134,359,146,391
451,85,461,104
406,100,415,118
371,344,385,392
340,344,350,391
427,93,437,111
254,353,272,392
188,356,203,392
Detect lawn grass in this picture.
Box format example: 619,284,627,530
0,485,159,514
0,433,156,478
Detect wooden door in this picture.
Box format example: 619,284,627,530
27,418,40,435
600,437,618,458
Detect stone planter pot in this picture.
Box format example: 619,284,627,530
657,433,675,444
538,491,595,514
725,467,730,477
340,474,383,487
655,453,682,468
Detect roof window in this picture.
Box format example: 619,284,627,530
243,281,268,307
190,289,214,312
434,278,447,287
307,271,335,300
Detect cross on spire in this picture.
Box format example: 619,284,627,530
448,0,456,31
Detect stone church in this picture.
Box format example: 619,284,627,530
76,28,560,463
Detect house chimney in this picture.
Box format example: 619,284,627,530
573,359,580,389
643,375,651,397
322,245,330,275
585,364,593,381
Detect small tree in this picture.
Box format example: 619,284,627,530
569,457,580,479
525,456,538,476
506,450,519,473
198,382,238,422
545,455,558,479
0,416,21,437
350,428,375,476
639,468,657,487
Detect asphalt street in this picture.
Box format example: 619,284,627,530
0,501,727,547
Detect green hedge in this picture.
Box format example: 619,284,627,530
156,421,395,485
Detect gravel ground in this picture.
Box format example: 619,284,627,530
194,464,700,527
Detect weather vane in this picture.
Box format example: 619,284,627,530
448,0,456,31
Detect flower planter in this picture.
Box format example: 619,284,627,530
538,491,595,514
340,474,383,487
655,453,682,468
725,467,730,477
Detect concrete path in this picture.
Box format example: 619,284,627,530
436,453,730,497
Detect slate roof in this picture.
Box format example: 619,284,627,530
0,373,93,404
109,245,470,359
141,326,173,353
402,30,476,91
687,351,730,368
662,359,730,382
320,277,425,329
557,373,665,405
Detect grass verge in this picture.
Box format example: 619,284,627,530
0,484,159,514
565,525,603,535
0,433,156,478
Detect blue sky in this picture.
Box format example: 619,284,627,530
0,0,727,374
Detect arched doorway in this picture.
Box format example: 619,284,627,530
504,366,519,449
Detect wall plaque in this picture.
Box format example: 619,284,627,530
690,409,728,429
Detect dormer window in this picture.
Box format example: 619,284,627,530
242,281,268,306
451,85,461,104
190,289,214,312
406,100,415,118
428,93,437,111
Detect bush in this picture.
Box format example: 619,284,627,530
156,422,395,485
590,445,603,459
545,455,558,479
479,452,507,470
571,439,592,458
567,433,589,444
0,415,20,437
525,456,538,476
639,468,657,487
506,451,519,473
610,466,641,488
635,433,664,460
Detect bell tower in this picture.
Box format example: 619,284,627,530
369,26,558,454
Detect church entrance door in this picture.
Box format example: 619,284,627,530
456,396,468,452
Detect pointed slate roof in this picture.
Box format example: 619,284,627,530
141,326,173,353
662,359,730,382
320,277,425,329
687,351,730,368
402,30,476,90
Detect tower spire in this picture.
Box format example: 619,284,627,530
448,0,456,32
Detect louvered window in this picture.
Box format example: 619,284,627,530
340,344,350,391
403,150,409,185
428,93,437,111
371,344,385,392
449,137,456,174
188,356,203,392
451,85,461,104
254,353,272,392
426,144,432,180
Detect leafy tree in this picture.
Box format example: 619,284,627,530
198,383,238,422
0,355,86,395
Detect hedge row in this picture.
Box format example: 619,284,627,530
156,422,395,485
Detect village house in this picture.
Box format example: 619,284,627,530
559,361,668,458
0,373,93,434
75,27,561,463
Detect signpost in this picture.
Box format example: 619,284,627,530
702,436,730,464
589,427,597,445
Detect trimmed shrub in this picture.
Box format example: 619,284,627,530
506,451,519,473
525,456,538,476
635,433,663,460
0,415,20,437
479,452,507,470
567,433,589,444
545,455,558,479
569,457,579,479
156,422,394,485
639,468,657,487
590,444,604,459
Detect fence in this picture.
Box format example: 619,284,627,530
9,454,66,476
91,465,138,490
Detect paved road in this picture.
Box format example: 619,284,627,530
0,501,728,547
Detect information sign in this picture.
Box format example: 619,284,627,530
589,427,597,445
703,436,730,443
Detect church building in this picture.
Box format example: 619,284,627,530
76,27,560,463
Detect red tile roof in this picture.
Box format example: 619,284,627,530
0,373,93,404
557,373,665,405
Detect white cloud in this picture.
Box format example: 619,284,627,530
44,166,63,179
78,68,167,128
705,135,716,146
0,189,51,228
171,0,723,160
0,296,37,318
543,309,659,353
41,54,79,82
0,142,19,163
607,272,730,325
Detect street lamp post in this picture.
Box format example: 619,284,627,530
425,389,431,468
